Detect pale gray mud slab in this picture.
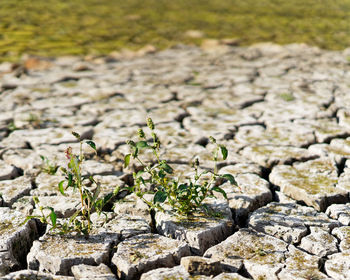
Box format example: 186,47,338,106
274,191,297,203
299,227,338,257
219,163,262,177
278,245,332,280
31,195,80,218
96,108,148,129
2,149,42,173
326,203,350,225
248,202,340,244
331,226,350,252
1,127,93,148
204,228,328,280
92,127,137,152
294,118,350,143
0,160,18,180
259,96,328,123
155,199,233,255
182,116,236,141
113,193,152,225
81,160,118,176
91,213,151,240
139,265,211,280
269,158,348,211
234,122,315,147
35,142,96,166
149,122,193,147
213,273,251,280
32,172,70,196
33,173,123,199
157,144,212,165
0,208,38,276
147,102,187,124
71,263,117,280
111,233,190,280
325,251,350,280
11,196,34,215
180,256,222,276
241,145,316,168
308,138,350,165
88,174,126,196
337,109,350,129
203,228,285,274
3,269,75,280
27,233,114,276
0,176,33,207
219,173,272,225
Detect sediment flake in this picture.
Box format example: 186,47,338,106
270,158,347,211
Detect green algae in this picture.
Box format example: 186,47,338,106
173,210,227,231
59,81,78,88
279,93,295,102
250,145,306,160
281,171,338,195
326,146,350,157
276,159,339,196
40,235,108,258
243,127,305,146
0,221,16,236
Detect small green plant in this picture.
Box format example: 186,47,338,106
7,121,17,132
39,155,59,175
25,132,119,236
124,117,237,216
279,92,295,102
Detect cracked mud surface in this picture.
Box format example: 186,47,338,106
2,42,350,279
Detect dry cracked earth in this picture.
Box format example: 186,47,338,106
1,42,350,279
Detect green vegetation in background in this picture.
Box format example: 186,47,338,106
1,0,350,62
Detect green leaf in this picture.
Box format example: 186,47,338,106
113,186,120,195
92,183,101,203
21,216,39,226
103,193,114,204
139,177,146,186
132,147,138,158
211,186,227,199
220,145,228,160
124,154,131,168
33,196,40,205
72,131,81,140
126,140,136,147
177,184,189,192
160,161,173,174
48,207,57,228
95,199,103,212
68,173,73,187
86,140,96,151
153,190,167,204
68,209,81,225
209,136,216,144
58,180,67,196
136,141,149,149
158,169,166,179
60,167,67,174
221,174,237,186
136,170,144,178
